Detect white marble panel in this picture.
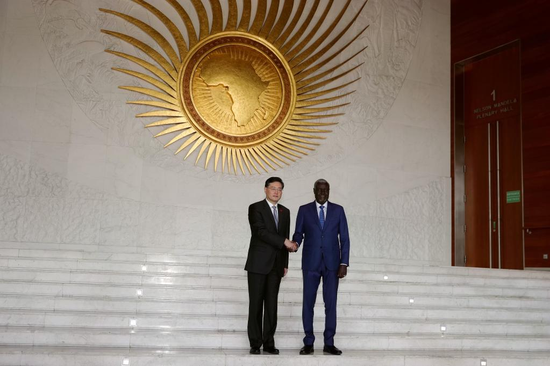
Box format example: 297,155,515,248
60,198,102,244
141,275,209,287
54,298,137,313
69,272,142,285
139,163,180,206
0,295,55,310
0,196,26,241
0,2,5,81
131,331,223,349
33,329,130,347
98,198,139,246
386,79,451,131
0,86,35,142
175,203,213,249
17,197,64,243
104,145,143,200
0,282,63,296
70,100,108,145
44,313,129,328
211,210,250,252
7,258,76,271
29,141,69,180
137,202,177,249
0,268,65,283
32,87,72,143
0,330,34,345
347,122,405,171
60,284,136,299
407,0,450,87
67,143,107,193
137,301,215,315
0,15,44,88
405,358,550,366
0,311,45,327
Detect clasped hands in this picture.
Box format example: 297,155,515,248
284,239,298,252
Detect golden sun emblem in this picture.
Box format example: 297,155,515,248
101,0,368,174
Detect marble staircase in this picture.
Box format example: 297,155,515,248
0,242,550,365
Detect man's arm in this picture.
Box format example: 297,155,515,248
292,206,305,246
338,207,350,278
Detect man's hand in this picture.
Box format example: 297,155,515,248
284,268,288,277
337,265,347,278
284,239,298,252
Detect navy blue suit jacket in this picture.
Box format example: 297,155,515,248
293,201,350,271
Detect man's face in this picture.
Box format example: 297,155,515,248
314,182,330,205
265,181,283,204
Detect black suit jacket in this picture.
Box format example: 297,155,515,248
245,200,290,277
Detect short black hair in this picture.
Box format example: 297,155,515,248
314,179,329,189
265,176,284,189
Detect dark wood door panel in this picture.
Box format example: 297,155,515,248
498,118,524,269
465,123,490,268
525,228,550,268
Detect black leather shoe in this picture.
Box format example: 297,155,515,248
250,347,260,354
323,345,342,355
300,345,314,355
263,347,279,354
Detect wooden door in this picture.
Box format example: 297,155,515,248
460,43,523,269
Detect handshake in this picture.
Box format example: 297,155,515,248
284,239,298,252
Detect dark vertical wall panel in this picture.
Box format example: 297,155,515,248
452,0,550,267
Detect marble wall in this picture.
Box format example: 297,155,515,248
0,0,451,265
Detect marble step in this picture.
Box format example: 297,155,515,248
1,294,550,322
1,310,549,336
2,259,550,297
1,347,549,366
3,242,550,278
3,247,550,282
0,280,549,311
1,269,548,303
0,326,549,351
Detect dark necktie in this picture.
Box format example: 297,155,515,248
272,205,278,229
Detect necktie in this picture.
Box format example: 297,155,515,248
319,205,325,229
272,205,278,229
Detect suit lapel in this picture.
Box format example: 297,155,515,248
276,205,286,233
323,201,332,229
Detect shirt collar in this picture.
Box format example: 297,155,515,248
316,201,327,209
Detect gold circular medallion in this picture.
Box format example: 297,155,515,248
101,1,367,174
181,34,295,147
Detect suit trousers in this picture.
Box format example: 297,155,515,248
247,267,281,348
302,265,339,346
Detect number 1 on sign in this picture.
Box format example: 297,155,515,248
491,89,496,101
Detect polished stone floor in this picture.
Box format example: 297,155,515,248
0,242,549,365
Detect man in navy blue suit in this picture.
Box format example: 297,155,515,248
293,179,350,356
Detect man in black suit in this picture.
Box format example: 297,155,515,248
245,177,298,355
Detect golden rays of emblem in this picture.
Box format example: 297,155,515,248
101,0,368,174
